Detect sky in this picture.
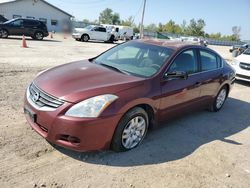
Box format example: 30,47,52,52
49,0,250,39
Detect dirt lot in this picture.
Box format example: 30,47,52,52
0,35,250,188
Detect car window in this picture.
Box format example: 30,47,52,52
100,27,106,32
94,27,106,32
24,20,38,27
168,50,198,74
10,19,23,27
200,50,219,71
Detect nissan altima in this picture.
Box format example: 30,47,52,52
24,40,235,152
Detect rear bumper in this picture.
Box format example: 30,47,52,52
24,93,122,152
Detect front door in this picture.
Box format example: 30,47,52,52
8,19,24,35
159,49,201,120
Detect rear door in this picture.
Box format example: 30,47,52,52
197,49,223,102
159,49,201,119
23,20,39,36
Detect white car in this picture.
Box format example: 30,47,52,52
231,48,250,82
72,25,115,43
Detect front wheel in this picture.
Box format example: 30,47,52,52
81,34,89,42
0,29,8,38
210,86,228,112
111,107,149,152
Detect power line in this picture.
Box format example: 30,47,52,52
132,0,144,23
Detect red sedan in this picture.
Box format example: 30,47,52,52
24,40,235,152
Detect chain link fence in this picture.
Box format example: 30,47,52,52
144,31,245,46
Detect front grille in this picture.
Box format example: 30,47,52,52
236,74,250,80
239,62,250,71
29,83,64,109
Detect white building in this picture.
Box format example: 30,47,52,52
0,0,72,32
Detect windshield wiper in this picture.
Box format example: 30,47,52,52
99,63,130,75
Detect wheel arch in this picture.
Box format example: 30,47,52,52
116,99,158,129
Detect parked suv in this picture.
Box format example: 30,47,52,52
0,18,49,40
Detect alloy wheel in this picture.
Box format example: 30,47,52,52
121,116,146,149
216,88,227,109
35,32,43,40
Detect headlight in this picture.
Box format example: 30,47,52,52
65,94,118,118
231,59,240,66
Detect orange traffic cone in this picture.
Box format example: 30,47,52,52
50,32,53,39
22,35,28,48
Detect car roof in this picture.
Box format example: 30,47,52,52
138,39,202,50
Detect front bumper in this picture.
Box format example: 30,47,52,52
24,92,122,152
72,33,81,39
231,64,250,82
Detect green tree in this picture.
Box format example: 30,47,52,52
180,20,187,34
186,19,206,36
99,8,121,25
82,19,90,24
158,22,164,32
145,23,158,32
208,32,222,39
112,13,121,25
163,20,182,34
232,26,241,41
121,16,134,26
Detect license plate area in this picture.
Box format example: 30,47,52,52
24,106,37,122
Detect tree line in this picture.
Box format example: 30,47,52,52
80,8,241,41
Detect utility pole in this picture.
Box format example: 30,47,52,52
140,0,146,39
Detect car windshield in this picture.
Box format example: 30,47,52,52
243,48,250,55
94,41,174,77
4,18,17,24
84,25,95,30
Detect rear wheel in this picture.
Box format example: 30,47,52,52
81,34,89,42
210,86,228,112
34,32,44,40
111,107,149,152
0,29,8,38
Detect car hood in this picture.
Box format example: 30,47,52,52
236,54,250,63
34,60,144,103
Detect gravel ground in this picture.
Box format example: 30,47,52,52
0,35,249,188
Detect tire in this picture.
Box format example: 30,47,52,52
81,34,89,42
34,32,44,40
108,35,114,43
210,86,228,112
0,29,8,38
111,107,149,152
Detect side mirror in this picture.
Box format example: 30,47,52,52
164,71,188,80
